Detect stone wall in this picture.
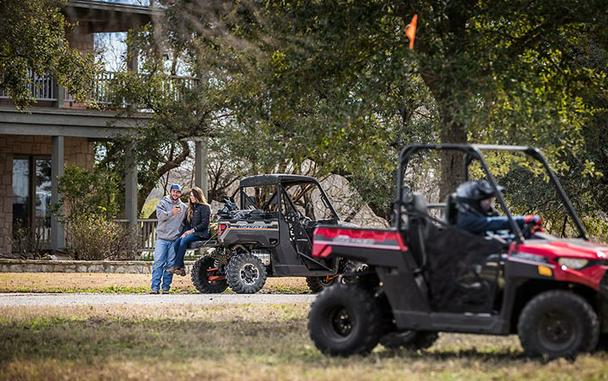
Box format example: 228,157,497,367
0,135,94,256
0,259,194,274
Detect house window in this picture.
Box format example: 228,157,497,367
12,157,52,252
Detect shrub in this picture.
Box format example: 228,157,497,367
53,165,140,260
66,215,139,260
10,224,48,259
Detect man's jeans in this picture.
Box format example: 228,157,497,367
151,238,175,292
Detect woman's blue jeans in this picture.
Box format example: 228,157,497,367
170,234,200,269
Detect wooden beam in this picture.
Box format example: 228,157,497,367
124,142,138,229
51,136,65,251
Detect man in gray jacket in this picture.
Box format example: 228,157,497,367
150,183,187,294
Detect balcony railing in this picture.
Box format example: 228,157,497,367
114,218,158,251
93,0,152,5
1,70,196,108
0,72,56,101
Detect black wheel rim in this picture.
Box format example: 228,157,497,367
240,264,259,285
329,306,353,337
537,310,576,351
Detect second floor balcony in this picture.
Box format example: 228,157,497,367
0,70,197,111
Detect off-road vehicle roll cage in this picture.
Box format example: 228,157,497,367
396,144,587,242
235,174,340,224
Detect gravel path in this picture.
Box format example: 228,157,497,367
0,293,316,307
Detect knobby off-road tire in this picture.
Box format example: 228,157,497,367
308,283,383,356
380,330,438,351
226,253,267,294
518,290,599,359
191,256,228,294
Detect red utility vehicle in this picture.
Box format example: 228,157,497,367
308,144,608,359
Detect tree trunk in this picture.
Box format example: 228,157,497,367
438,105,467,201
420,68,468,201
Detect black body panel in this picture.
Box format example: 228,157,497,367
221,224,280,248
393,311,508,334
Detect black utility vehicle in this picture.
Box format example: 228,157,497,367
190,174,354,294
308,144,608,359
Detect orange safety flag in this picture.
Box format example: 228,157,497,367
405,14,418,49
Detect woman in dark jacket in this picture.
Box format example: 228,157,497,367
168,186,211,276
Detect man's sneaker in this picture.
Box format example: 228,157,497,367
161,289,170,294
150,290,160,294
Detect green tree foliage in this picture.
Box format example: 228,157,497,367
0,0,95,108
156,0,607,225
157,0,440,219
99,25,232,212
99,1,608,233
55,165,121,222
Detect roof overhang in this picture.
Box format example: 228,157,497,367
239,174,320,188
0,107,150,139
64,1,164,33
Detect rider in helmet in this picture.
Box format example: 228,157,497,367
456,180,542,236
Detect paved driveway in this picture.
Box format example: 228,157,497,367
0,293,316,307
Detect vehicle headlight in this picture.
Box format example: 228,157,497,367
558,258,589,270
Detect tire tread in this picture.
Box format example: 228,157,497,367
308,284,383,356
518,290,599,358
226,253,267,294
191,256,228,294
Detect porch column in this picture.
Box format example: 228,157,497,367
51,136,65,251
194,138,209,198
124,142,138,228
126,31,139,73
53,80,64,108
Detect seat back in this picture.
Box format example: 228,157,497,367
444,193,459,225
403,192,431,270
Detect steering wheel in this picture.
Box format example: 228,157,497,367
300,215,312,226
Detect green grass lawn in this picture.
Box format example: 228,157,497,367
2,303,608,381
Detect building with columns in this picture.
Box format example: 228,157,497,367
0,1,207,256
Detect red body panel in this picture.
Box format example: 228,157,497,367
313,226,407,258
512,240,608,290
314,224,608,292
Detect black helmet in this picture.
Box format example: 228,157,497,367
456,180,503,202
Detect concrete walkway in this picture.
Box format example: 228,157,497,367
0,293,316,307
